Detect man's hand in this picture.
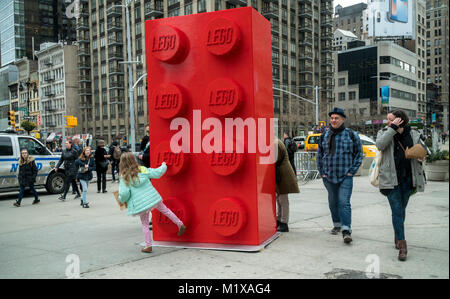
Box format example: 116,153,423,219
322,175,327,178
55,168,58,172
347,173,353,176
139,154,143,160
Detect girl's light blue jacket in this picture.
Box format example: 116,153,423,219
118,163,167,216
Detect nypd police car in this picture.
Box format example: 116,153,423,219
0,131,65,194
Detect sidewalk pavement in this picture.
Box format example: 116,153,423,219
0,176,448,279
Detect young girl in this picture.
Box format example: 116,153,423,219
75,147,96,208
14,149,39,207
118,152,186,253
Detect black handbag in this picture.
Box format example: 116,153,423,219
99,160,110,169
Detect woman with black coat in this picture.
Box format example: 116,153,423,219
95,140,110,193
75,147,96,208
14,149,40,207
55,140,81,201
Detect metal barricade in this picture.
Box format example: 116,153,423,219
294,151,319,183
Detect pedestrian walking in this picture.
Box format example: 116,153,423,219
275,139,300,232
75,147,96,208
72,136,83,194
95,140,110,193
283,132,297,175
13,149,40,207
442,132,447,145
376,109,426,261
108,140,121,182
139,125,150,168
55,140,81,201
317,107,363,244
118,152,187,253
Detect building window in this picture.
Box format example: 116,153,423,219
338,78,345,86
349,91,356,100
338,92,346,101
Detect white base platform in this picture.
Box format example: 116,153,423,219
138,232,281,252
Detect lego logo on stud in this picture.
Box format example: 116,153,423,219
204,18,240,56
209,152,244,176
150,25,188,63
207,78,242,116
209,198,247,237
154,141,187,176
152,83,185,119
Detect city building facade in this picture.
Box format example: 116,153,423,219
333,42,419,136
76,0,334,144
333,28,358,51
0,65,18,129
426,0,449,132
0,0,77,68
36,42,80,143
333,2,367,40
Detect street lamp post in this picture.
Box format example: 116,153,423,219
110,0,136,152
273,85,321,128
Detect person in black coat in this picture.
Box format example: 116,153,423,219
75,147,96,208
108,140,121,182
55,140,81,200
95,139,110,193
139,125,150,168
14,149,40,207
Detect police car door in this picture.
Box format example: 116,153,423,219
17,136,56,187
0,135,17,188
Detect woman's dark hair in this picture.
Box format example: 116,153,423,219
390,109,409,128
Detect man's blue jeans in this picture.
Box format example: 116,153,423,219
387,176,412,241
323,176,353,233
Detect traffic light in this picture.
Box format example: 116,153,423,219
7,111,15,127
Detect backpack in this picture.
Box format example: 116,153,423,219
113,146,122,160
288,139,298,153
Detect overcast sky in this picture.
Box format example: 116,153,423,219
333,0,368,10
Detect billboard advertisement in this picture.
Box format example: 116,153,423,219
367,0,416,39
381,85,390,104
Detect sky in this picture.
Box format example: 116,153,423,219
333,0,368,10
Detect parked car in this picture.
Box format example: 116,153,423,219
359,134,378,158
293,136,306,149
304,133,321,152
0,131,65,194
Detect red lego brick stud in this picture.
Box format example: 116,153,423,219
146,7,276,248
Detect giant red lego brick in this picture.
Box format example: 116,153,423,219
145,7,275,246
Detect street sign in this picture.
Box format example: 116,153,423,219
432,113,436,123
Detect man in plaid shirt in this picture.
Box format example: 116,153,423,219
317,108,362,244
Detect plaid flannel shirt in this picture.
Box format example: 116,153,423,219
317,128,363,184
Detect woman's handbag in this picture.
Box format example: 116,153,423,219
99,159,110,169
398,141,427,160
79,159,89,174
369,151,382,187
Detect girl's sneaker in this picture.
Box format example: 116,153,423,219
177,225,187,236
82,203,89,208
141,246,152,253
13,201,20,207
32,199,40,205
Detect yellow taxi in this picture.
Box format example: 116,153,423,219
359,134,378,158
304,133,322,152
305,133,378,157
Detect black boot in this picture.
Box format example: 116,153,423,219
277,222,289,232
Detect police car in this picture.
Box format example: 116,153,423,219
0,131,65,194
